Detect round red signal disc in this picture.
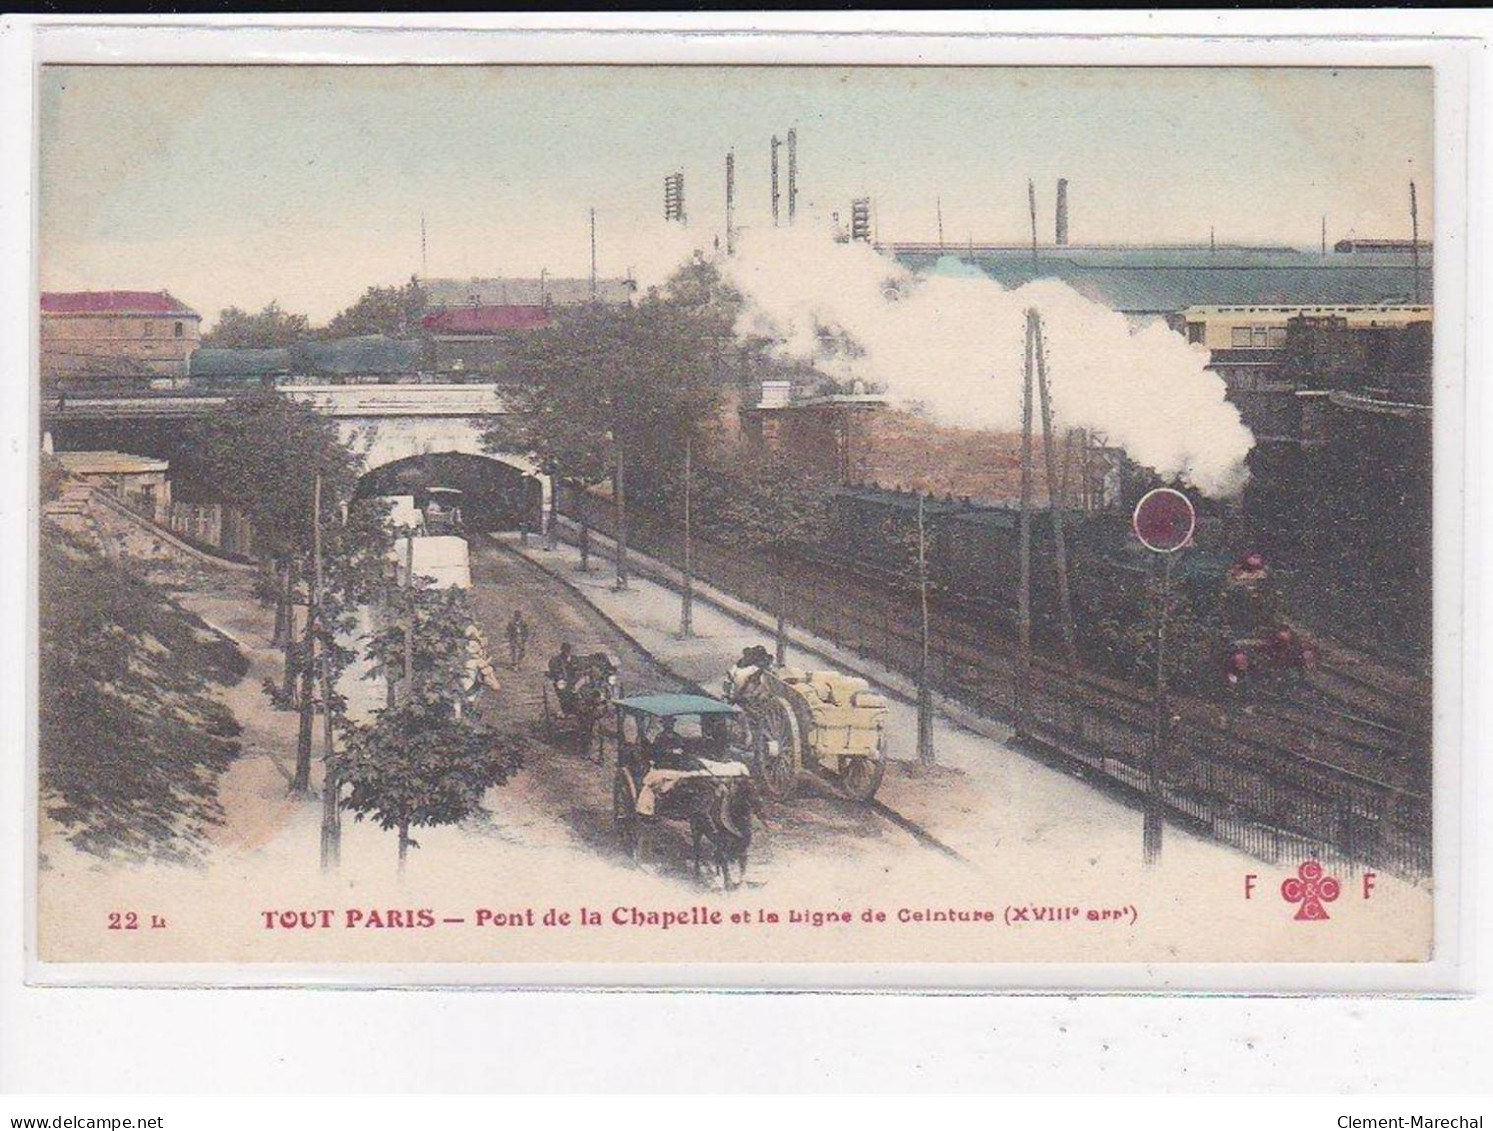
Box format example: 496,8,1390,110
1132,488,1196,553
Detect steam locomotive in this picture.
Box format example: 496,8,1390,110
1220,552,1317,694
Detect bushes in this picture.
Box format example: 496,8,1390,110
39,527,246,861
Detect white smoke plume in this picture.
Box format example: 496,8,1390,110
626,220,1254,499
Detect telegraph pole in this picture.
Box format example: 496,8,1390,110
589,208,598,301
916,493,935,764
681,434,694,637
936,196,945,252
664,172,686,224
725,150,736,255
1027,179,1039,272
1032,312,1079,676
420,214,427,278
614,438,629,591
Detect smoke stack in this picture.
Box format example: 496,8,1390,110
725,150,736,255
771,136,781,226
1055,179,1069,247
787,129,798,225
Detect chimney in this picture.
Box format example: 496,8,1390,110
725,150,736,254
787,128,798,224
759,380,792,409
1055,179,1069,246
771,136,781,227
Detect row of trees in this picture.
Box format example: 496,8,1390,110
183,388,516,872
201,280,428,349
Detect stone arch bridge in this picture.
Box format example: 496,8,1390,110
42,382,550,531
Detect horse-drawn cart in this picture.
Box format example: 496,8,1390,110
541,650,620,763
611,694,759,889
725,663,890,803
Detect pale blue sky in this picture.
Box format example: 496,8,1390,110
39,65,1433,325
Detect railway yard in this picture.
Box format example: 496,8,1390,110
554,504,1433,881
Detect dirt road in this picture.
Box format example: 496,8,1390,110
465,540,957,891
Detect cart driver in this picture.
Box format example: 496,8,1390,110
548,642,579,714
647,717,693,772
727,644,774,702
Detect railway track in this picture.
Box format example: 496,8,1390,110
545,518,1431,877
777,543,1431,778
1308,658,1431,732
796,562,1422,777
567,504,1429,793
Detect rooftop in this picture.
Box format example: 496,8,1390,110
1181,303,1432,318
57,450,169,476
422,305,551,334
897,246,1432,314
188,337,423,378
42,290,199,317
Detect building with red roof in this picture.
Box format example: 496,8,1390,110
41,290,201,381
419,303,555,380
416,275,635,379
421,305,551,335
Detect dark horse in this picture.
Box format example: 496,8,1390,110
687,778,766,890
560,652,618,762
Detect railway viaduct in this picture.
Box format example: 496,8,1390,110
41,382,551,527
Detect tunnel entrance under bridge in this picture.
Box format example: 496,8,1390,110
355,451,543,534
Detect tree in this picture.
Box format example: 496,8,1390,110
715,449,832,665
40,451,66,504
182,388,366,795
485,290,722,581
325,278,427,339
483,380,609,563
39,526,247,860
342,587,520,872
202,301,309,349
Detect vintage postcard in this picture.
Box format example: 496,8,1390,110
27,53,1461,986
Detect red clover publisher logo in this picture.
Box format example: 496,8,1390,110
1281,860,1341,921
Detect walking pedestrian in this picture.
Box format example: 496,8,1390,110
506,609,531,669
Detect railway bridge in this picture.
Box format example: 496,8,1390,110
42,382,550,530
